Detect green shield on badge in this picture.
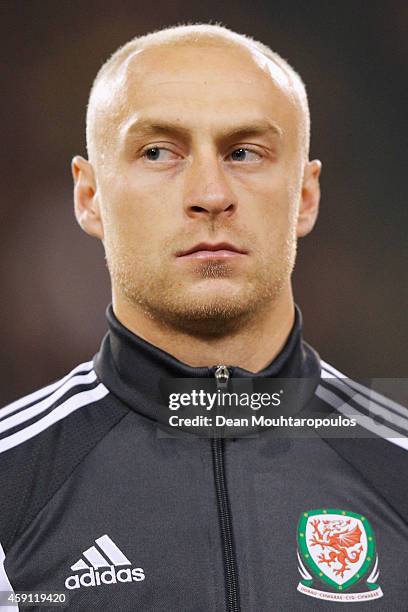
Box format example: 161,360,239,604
297,508,376,592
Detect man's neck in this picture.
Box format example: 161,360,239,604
112,288,296,373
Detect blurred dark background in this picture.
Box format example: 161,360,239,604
1,0,407,404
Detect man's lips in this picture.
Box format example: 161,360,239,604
176,242,248,260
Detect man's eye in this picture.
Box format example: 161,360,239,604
142,147,178,161
228,148,262,162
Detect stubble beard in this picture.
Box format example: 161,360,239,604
106,232,297,339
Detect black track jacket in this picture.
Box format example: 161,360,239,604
1,304,407,611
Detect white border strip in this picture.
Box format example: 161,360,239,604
321,360,408,417
297,550,312,580
315,384,408,451
0,361,94,420
321,370,408,432
367,555,379,583
0,384,109,454
0,371,97,434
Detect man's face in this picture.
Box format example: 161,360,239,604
87,42,315,336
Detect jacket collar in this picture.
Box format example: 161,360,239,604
93,303,321,427
93,306,408,519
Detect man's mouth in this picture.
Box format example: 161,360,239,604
176,242,248,260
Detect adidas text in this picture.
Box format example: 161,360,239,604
65,566,145,589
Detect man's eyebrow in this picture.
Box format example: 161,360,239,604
122,118,283,141
123,120,190,140
221,120,283,140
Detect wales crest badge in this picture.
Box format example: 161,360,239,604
297,509,383,602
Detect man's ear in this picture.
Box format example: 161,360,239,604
296,159,322,238
71,156,104,240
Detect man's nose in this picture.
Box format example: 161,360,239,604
182,153,237,219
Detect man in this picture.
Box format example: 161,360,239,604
1,23,407,612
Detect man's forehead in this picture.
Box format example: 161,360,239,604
89,41,304,160
117,42,293,92
97,45,295,122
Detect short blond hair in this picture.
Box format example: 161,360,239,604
86,22,310,160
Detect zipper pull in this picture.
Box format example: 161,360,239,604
214,364,230,389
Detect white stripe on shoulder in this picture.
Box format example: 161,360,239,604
0,383,109,454
315,383,408,451
0,361,94,420
321,359,408,417
320,369,408,433
0,541,19,611
0,371,97,435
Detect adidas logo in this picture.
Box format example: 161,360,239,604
65,534,145,590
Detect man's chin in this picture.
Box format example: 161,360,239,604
152,292,259,338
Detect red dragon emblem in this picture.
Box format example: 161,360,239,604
309,518,363,578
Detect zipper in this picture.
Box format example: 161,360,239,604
212,365,241,612
214,364,230,387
